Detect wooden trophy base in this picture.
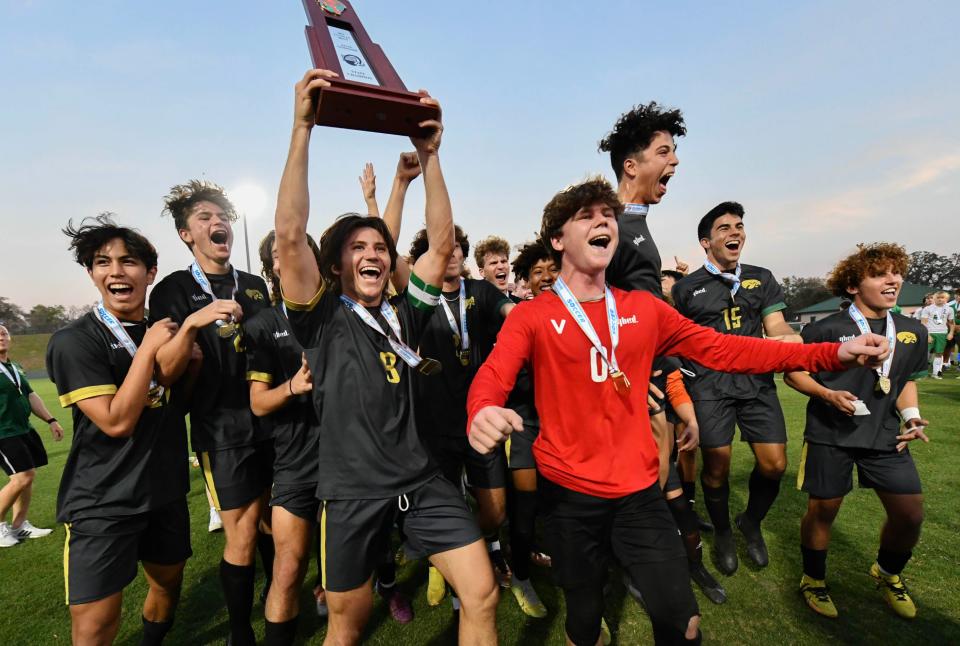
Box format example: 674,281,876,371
314,79,438,137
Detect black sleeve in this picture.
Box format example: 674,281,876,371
245,316,278,385
148,277,190,326
671,282,687,315
760,270,787,317
475,280,510,334
907,327,929,378
800,320,826,344
46,328,118,408
284,285,334,349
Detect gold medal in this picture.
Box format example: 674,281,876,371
458,351,470,367
877,375,891,395
217,321,237,338
147,385,165,405
610,370,631,394
417,358,443,376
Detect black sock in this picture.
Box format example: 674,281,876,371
315,531,323,589
258,532,276,588
509,490,537,581
376,561,397,592
701,479,731,533
745,466,782,524
682,481,697,506
219,559,256,646
140,616,174,646
877,548,912,575
264,617,299,646
801,545,827,580
667,496,702,564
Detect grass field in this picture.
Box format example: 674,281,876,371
1,376,959,645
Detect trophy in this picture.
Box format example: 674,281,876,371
301,0,439,136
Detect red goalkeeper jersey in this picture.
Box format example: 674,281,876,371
467,287,843,498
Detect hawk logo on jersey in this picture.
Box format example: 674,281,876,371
551,319,566,334
897,331,918,344
465,296,476,310
741,279,761,290
246,289,265,301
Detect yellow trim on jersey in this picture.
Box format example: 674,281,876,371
58,384,118,407
320,502,328,590
796,441,809,491
282,281,326,312
246,371,273,384
63,523,72,605
199,452,222,511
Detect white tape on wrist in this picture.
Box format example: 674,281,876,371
899,407,921,422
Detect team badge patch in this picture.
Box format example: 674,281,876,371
246,289,265,301
465,296,476,310
741,279,761,290
896,331,918,344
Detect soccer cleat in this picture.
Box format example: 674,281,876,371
869,562,917,619
712,531,739,575
0,523,19,548
800,574,838,618
377,582,414,624
10,520,53,539
510,575,547,618
690,562,727,604
427,566,447,606
208,507,223,533
600,617,612,646
735,513,769,568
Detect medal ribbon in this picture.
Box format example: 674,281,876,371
339,295,426,369
93,302,162,397
0,361,22,393
847,303,896,382
703,260,742,298
189,262,239,330
623,203,649,216
553,276,623,377
440,280,469,354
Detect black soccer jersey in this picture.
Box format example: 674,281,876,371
46,313,188,522
285,273,442,500
414,278,511,437
148,267,269,451
800,311,928,450
607,209,663,295
672,264,787,400
244,303,319,486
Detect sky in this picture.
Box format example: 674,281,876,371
1,0,958,309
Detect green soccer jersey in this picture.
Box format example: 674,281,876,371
0,360,34,440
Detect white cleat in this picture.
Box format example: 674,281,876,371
10,520,53,539
0,522,21,547
208,507,223,533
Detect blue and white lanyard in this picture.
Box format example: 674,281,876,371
553,276,622,376
0,361,22,393
623,203,649,216
189,262,238,327
704,260,742,298
93,302,162,397
339,295,424,369
440,280,469,353
847,303,896,381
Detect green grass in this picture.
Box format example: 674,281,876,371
9,333,51,375
2,376,959,644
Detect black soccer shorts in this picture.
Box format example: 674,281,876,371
432,433,508,489
797,441,923,499
63,498,191,605
198,440,274,511
271,482,320,522
695,385,787,448
319,474,481,592
0,429,48,475
506,421,539,471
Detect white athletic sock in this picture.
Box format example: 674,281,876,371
933,356,943,375
487,540,501,552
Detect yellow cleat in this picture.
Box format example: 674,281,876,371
427,565,447,606
870,562,917,619
800,574,838,618
599,617,612,645
510,575,547,618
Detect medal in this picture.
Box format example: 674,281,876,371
610,370,631,394
877,375,891,394
340,295,440,375
190,262,240,338
147,385,165,404
93,303,165,406
441,281,470,368
458,351,470,367
217,320,237,338
417,358,442,376
847,303,896,397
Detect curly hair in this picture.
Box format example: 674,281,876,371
598,102,687,182
511,238,553,282
258,230,321,305
473,236,511,268
162,179,237,239
540,177,622,265
63,213,158,270
318,214,398,295
826,243,909,298
409,224,469,263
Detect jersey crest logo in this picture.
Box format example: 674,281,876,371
245,289,265,301
896,331,918,344
465,296,476,309
550,319,566,334
741,279,761,290
632,235,646,245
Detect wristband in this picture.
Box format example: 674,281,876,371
44,417,57,425
899,407,921,422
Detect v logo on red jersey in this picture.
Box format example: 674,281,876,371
551,319,566,334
